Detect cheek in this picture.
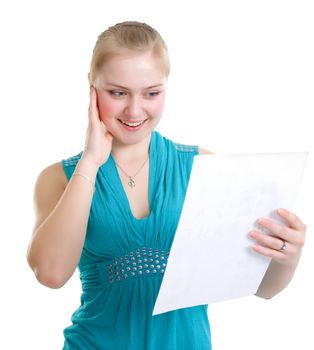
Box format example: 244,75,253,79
149,98,165,116
97,97,120,122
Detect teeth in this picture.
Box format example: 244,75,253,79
121,120,145,127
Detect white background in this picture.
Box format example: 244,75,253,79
0,0,313,349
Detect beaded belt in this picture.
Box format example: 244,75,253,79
107,247,169,284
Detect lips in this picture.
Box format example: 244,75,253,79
118,119,147,127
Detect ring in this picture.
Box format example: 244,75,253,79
280,240,287,251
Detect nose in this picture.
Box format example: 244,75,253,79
123,96,143,118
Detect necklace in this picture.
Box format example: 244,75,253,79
114,155,149,189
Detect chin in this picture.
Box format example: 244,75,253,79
112,130,152,146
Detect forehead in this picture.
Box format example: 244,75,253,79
97,51,167,88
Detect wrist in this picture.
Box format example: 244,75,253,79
76,156,100,178
272,250,302,270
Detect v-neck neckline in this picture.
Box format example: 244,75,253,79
109,131,155,223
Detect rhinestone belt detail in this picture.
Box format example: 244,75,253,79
107,247,169,284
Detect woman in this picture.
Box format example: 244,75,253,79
26,21,307,349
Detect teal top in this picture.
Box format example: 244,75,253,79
61,131,211,350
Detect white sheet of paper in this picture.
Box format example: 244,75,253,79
152,153,308,316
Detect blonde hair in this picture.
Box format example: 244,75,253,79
89,21,170,86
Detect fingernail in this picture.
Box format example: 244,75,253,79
248,231,255,239
258,218,267,226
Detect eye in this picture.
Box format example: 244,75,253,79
147,91,160,97
109,90,126,97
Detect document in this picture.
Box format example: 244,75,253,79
152,153,308,316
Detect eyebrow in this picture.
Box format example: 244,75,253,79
106,83,164,90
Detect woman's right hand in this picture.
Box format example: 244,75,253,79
82,86,113,168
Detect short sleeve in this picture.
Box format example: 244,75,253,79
174,142,199,155
61,151,83,181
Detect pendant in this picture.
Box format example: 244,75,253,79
128,177,135,189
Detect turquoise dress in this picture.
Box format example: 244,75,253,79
61,131,211,349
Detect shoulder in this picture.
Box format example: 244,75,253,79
61,151,83,180
157,132,214,156
32,161,68,234
36,161,68,192
174,142,199,154
33,151,83,213
156,132,200,155
198,148,214,155
36,149,83,193
62,151,83,168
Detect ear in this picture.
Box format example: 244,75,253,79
87,72,91,85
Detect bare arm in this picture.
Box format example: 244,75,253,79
27,86,113,289
251,208,306,299
27,157,99,289
255,252,301,299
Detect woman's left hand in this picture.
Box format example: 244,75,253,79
249,208,307,268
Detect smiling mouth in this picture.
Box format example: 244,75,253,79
118,119,147,127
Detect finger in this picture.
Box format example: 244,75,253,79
100,120,109,134
251,243,287,262
257,217,293,242
249,230,288,253
277,208,307,231
104,126,114,141
88,86,100,123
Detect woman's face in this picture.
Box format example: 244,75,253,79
94,51,167,146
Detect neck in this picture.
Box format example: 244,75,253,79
111,133,152,163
